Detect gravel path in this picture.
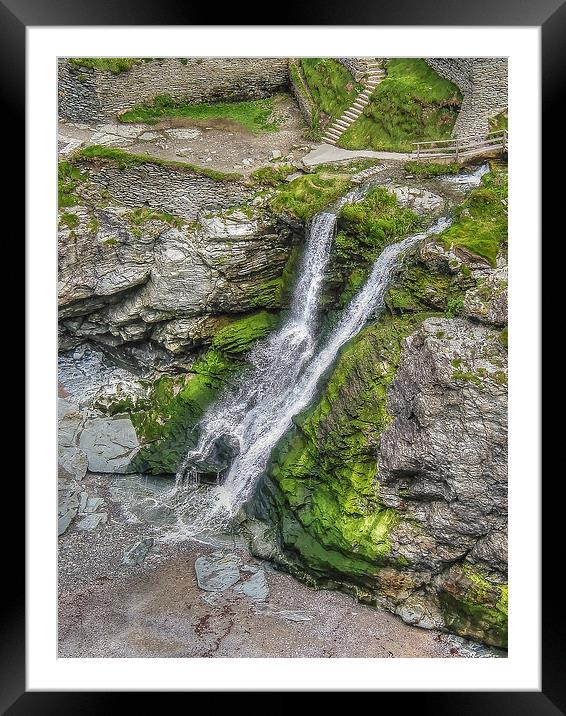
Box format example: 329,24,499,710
58,473,496,659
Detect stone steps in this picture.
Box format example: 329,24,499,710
322,61,386,145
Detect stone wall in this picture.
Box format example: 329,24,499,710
76,160,254,221
425,58,508,138
59,58,290,123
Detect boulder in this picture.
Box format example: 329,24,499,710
79,416,139,473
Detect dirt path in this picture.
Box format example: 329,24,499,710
58,473,495,659
58,94,313,175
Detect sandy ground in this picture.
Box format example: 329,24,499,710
58,94,314,175
58,473,496,659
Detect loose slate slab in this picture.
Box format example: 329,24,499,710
194,553,241,592
234,570,269,601
122,537,155,566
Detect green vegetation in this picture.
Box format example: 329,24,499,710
119,96,284,133
385,261,468,317
440,564,508,648
499,326,508,348
59,212,79,230
438,168,508,267
325,186,422,307
129,311,279,474
270,173,352,221
489,110,508,133
251,164,295,187
300,58,361,123
76,145,243,182
338,59,462,152
69,58,145,74
249,246,303,310
264,314,429,582
124,206,185,229
58,161,87,208
404,161,462,177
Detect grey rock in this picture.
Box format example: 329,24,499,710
78,416,139,473
122,537,154,565
58,445,88,481
165,128,201,140
58,490,80,535
464,268,508,327
194,553,241,592
76,512,108,530
84,496,105,513
234,570,269,601
380,317,507,574
390,185,445,215
271,150,282,159
138,131,163,141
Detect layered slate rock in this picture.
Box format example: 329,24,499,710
59,205,297,351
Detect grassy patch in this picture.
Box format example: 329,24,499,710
323,186,422,307
489,110,508,133
75,145,243,182
270,172,352,221
438,169,508,267
119,95,284,133
339,59,462,152
300,58,361,123
58,161,87,208
250,164,296,187
68,58,145,74
59,212,79,230
123,206,185,229
404,161,462,177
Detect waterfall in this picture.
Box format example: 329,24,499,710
168,206,452,537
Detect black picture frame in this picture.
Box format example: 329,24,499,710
11,0,555,709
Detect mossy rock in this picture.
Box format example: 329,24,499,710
257,313,432,585
439,564,508,648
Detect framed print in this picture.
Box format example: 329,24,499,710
10,0,556,708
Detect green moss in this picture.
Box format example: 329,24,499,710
68,58,145,74
440,565,508,648
87,216,100,234
58,161,87,208
263,313,430,584
499,326,508,348
404,161,462,177
249,245,302,310
489,110,508,133
300,58,361,123
119,96,284,133
251,164,295,187
324,186,422,307
438,169,508,267
75,145,244,182
338,59,461,152
270,173,352,220
123,206,185,229
59,212,79,229
211,311,279,355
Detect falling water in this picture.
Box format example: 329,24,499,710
167,204,452,537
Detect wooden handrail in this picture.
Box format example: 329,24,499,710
412,129,507,160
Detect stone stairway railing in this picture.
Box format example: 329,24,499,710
322,61,386,146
